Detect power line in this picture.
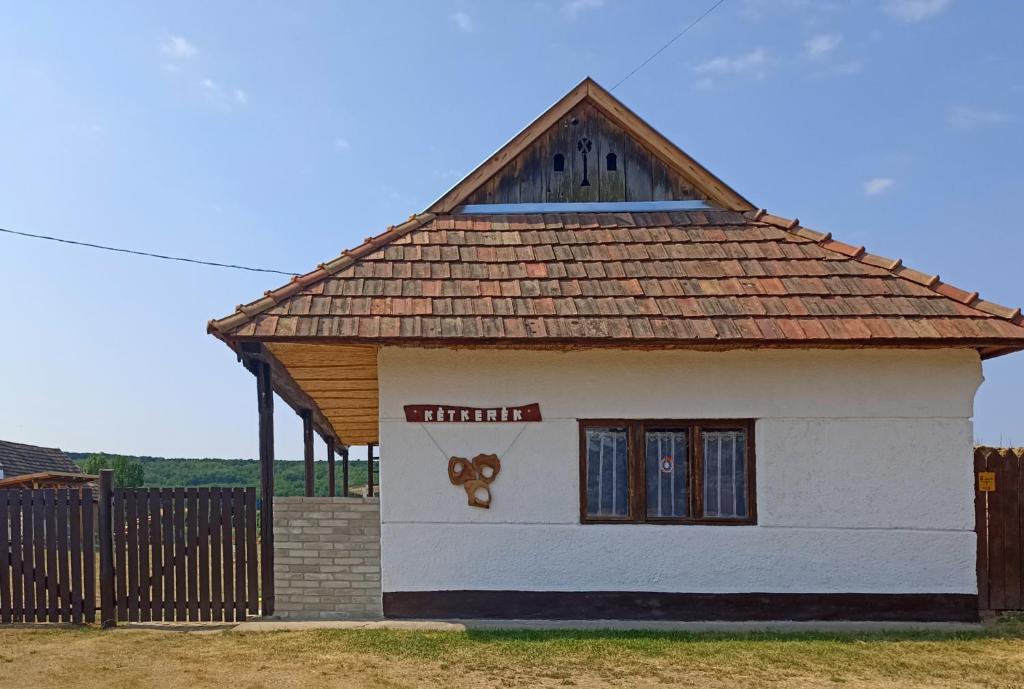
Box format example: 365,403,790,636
0,226,297,276
610,0,728,91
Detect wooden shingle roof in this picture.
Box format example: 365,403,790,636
0,440,79,478
209,208,1024,357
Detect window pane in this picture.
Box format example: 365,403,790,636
585,427,629,517
645,429,689,518
702,429,747,518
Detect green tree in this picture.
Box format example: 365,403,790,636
82,453,145,487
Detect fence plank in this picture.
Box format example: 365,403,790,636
10,492,24,623
126,490,140,622
148,488,162,621
245,488,258,616
82,488,95,624
98,472,115,627
32,491,47,621
138,489,152,622
989,451,1008,609
186,489,199,622
221,488,236,622
0,492,10,625
161,489,175,621
21,491,35,622
114,488,128,622
1005,452,1023,610
210,488,223,622
69,490,83,624
198,488,211,622
174,488,187,622
56,489,70,622
44,490,59,622
233,488,247,621
1015,454,1024,610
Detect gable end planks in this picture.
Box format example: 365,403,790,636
465,102,707,206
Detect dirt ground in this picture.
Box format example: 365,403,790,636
2,624,1024,688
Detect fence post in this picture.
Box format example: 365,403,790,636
98,470,116,628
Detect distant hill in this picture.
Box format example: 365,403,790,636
69,452,370,496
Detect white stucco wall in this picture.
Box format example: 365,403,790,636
377,347,982,595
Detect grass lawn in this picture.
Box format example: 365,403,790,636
2,620,1024,688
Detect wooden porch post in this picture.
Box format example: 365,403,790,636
256,360,275,616
326,436,336,498
301,410,314,497
367,443,376,497
342,445,350,497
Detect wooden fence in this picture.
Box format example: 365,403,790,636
976,446,1024,611
1,474,260,625
111,486,258,623
0,488,95,624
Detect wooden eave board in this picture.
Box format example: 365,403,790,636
266,343,380,445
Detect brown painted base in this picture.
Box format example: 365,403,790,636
383,591,979,622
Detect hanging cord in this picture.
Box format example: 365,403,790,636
419,422,530,461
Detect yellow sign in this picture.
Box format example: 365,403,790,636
978,472,996,492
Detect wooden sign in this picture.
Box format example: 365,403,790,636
405,403,542,423
978,471,996,492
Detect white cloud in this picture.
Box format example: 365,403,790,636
200,78,248,109
334,137,351,151
449,11,474,32
863,177,895,196
805,33,841,60
948,106,1011,129
882,0,952,23
562,0,604,18
692,49,771,85
161,35,197,59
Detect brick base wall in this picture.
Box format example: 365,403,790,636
273,497,382,619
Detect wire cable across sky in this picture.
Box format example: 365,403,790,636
0,226,298,276
610,0,728,91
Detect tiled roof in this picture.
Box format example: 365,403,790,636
0,439,79,478
209,209,1024,353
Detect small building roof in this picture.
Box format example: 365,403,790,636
0,439,80,478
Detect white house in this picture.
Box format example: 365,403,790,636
209,79,1024,621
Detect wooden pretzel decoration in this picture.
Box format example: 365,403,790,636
448,453,502,508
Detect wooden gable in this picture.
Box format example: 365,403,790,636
464,101,705,205
428,78,753,212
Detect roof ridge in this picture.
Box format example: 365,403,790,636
746,209,1024,325
208,213,436,335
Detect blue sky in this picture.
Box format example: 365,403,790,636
2,0,1023,460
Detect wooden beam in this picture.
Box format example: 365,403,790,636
583,80,754,211
327,437,336,498
239,342,337,443
301,410,315,497
255,359,275,616
367,443,376,498
427,79,590,214
342,445,350,497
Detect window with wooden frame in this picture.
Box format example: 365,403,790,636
579,419,755,525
